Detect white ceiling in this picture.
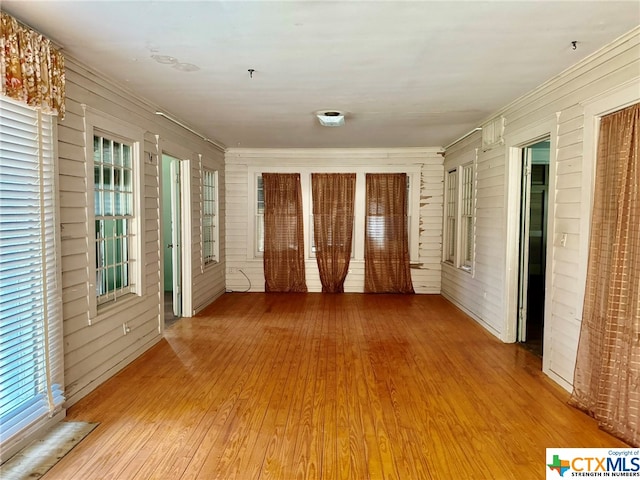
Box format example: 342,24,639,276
3,1,639,149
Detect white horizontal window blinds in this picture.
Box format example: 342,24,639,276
0,97,64,459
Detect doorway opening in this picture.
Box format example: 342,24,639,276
162,154,183,328
517,139,550,357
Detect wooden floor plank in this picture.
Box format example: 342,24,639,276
47,293,627,480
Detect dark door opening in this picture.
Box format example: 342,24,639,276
518,140,550,357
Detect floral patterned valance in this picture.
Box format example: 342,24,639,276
1,12,65,117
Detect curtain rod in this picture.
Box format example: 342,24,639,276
444,127,482,151
2,11,65,51
155,111,226,151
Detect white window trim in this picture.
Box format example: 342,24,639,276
442,157,476,273
247,165,420,263
247,170,264,259
459,163,475,272
83,105,145,322
443,168,458,265
201,166,219,268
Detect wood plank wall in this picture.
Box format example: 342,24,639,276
224,148,444,294
442,28,640,390
58,56,226,406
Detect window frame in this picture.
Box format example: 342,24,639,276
0,96,65,460
459,163,474,271
201,168,219,267
247,166,420,263
93,131,135,306
444,168,458,264
443,159,475,273
247,172,265,258
83,105,145,321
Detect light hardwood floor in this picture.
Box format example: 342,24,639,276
48,293,626,479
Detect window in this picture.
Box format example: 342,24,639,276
444,163,475,271
364,173,414,293
445,169,458,263
93,133,134,305
202,169,219,265
309,173,356,259
460,164,474,271
0,97,64,459
251,168,419,262
256,174,265,256
406,173,414,260
84,106,144,317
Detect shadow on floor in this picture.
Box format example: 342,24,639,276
164,291,180,328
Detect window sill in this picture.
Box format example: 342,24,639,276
441,261,473,275
203,260,220,270
92,292,141,323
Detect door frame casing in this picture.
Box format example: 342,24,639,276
169,158,182,317
517,146,533,343
503,115,558,376
517,143,550,343
158,138,194,330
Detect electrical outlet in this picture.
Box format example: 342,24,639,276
122,323,131,335
227,267,237,274
560,233,568,247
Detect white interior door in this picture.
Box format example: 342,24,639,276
517,148,533,342
170,160,182,318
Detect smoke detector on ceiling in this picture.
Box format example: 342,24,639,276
316,110,345,127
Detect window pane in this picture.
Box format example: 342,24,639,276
460,164,474,269
102,138,112,164
94,165,101,188
257,215,264,253
113,168,121,191
94,133,135,305
113,142,122,166
257,176,264,214
123,169,132,193
202,169,218,264
445,170,458,263
122,144,131,168
93,136,101,162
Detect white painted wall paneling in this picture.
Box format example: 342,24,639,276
443,27,640,391
224,148,443,294
58,56,225,406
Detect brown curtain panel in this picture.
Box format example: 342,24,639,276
312,173,356,293
570,103,640,446
262,173,307,292
1,12,65,117
364,173,414,294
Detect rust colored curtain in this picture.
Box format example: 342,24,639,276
570,103,640,446
364,173,414,294
263,173,307,292
1,12,65,117
312,173,356,293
